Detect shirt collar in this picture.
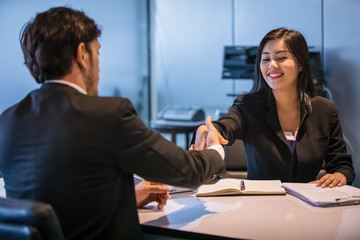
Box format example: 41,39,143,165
44,80,87,95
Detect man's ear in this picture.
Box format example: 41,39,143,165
76,42,87,68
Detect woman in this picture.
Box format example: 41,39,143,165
193,28,355,187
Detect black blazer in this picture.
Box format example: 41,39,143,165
214,92,354,184
0,83,224,240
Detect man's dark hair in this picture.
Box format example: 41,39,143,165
20,7,101,83
251,28,316,107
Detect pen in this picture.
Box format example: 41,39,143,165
241,180,245,191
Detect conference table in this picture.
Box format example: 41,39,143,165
138,190,360,240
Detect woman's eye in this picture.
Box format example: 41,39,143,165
277,57,287,61
261,58,270,62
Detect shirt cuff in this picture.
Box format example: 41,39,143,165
207,144,225,160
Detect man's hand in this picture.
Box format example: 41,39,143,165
135,181,169,209
190,116,228,150
190,124,208,150
309,172,347,188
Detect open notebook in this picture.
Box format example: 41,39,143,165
134,176,194,194
196,178,286,197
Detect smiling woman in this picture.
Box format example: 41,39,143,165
260,39,303,137
253,28,315,106
193,28,355,188
255,28,314,138
260,39,302,95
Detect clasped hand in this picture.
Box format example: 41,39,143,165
190,116,228,150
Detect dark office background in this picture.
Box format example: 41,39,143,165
0,0,359,187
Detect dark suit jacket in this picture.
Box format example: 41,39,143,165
0,83,224,240
214,92,355,184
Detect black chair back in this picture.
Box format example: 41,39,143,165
0,197,64,240
223,139,248,179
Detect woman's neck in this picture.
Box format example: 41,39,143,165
273,89,300,112
273,89,300,135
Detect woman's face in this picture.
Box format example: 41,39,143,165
260,39,302,94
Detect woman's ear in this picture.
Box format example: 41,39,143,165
76,42,87,68
299,65,303,72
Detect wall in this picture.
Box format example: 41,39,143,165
151,0,322,117
150,0,234,118
324,0,360,186
150,0,360,186
0,0,149,121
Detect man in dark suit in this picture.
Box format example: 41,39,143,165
0,7,226,240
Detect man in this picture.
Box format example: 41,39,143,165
0,7,226,240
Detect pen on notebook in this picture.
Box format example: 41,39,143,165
240,180,245,191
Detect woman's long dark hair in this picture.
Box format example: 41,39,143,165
250,28,316,107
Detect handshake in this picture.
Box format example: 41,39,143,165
190,116,228,151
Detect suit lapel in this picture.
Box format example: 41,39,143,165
265,94,289,146
297,101,309,140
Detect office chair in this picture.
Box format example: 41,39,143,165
0,197,64,240
223,139,248,179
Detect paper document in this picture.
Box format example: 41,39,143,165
282,182,360,207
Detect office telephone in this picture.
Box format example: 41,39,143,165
157,106,205,122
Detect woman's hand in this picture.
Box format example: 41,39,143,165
309,172,347,188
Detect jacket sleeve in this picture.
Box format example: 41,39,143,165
190,96,246,147
213,97,246,145
114,99,225,188
325,102,355,184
